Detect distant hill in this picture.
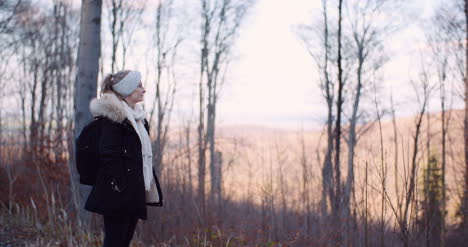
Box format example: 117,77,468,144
164,109,466,223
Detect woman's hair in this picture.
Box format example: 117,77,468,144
100,70,131,99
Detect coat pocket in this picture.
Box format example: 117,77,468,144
100,163,128,193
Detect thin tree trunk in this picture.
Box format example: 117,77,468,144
149,2,163,126
374,78,386,247
440,62,447,247
56,5,66,160
391,93,401,216
334,0,344,244
464,0,468,242
20,48,28,151
342,56,363,243
426,100,431,247
300,129,310,233
365,161,369,247
198,45,206,224
38,55,50,159
30,39,39,157
402,85,428,247
110,0,122,73
185,124,193,196
148,1,178,177
320,0,335,224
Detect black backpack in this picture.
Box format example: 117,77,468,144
75,116,103,186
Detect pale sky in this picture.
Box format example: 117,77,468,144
3,0,455,131
212,0,443,129
218,0,321,129
98,0,456,130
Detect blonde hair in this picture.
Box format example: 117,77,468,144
100,70,131,99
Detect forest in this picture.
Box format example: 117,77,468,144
1,0,468,246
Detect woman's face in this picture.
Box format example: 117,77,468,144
125,82,146,104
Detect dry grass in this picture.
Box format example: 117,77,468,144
1,109,466,246
0,201,102,246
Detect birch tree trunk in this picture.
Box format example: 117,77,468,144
72,0,102,227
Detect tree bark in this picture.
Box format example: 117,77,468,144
319,0,335,223
72,0,102,227
197,0,209,220
110,0,122,73
334,0,343,244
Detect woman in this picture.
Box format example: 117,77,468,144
85,70,163,247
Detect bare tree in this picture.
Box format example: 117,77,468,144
426,7,458,244
403,70,431,247
372,69,387,247
0,1,25,151
0,0,22,38
297,0,344,242
104,0,144,73
423,1,465,243
341,2,401,240
72,0,102,227
108,0,122,73
334,0,344,243
149,0,183,177
52,1,78,162
320,0,335,224
297,2,402,243
374,55,433,247
436,0,468,241
295,0,336,224
197,0,255,220
299,128,312,234
390,91,401,218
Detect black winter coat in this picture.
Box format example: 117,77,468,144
85,93,163,220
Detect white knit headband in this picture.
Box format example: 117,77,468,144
112,71,141,97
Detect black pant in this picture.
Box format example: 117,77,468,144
103,215,138,247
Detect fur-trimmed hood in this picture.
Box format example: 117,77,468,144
89,93,127,123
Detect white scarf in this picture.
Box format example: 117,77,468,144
121,101,154,191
